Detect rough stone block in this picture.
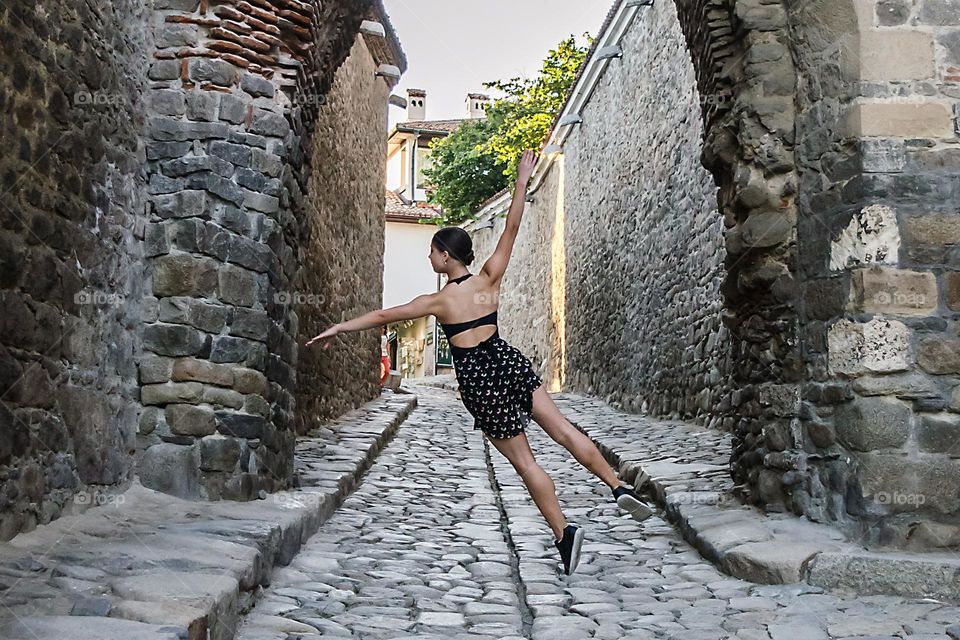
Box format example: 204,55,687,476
857,453,960,513
188,59,238,87
902,213,960,264
209,140,252,167
249,109,289,137
240,72,275,98
848,266,937,316
834,396,912,451
828,317,911,376
859,31,934,81
152,253,219,298
230,308,270,339
917,413,960,454
215,411,265,438
920,0,960,25
218,93,247,124
139,354,173,384
848,102,954,138
141,382,203,406
138,443,200,499
172,357,234,386
185,90,220,122
850,371,939,398
146,89,186,116
142,323,208,357
165,404,216,437
148,117,230,141
830,204,900,271
945,272,960,311
917,336,960,374
218,264,258,307
233,368,268,395
210,336,260,363
159,297,229,333
201,385,245,409
199,434,241,471
153,190,206,219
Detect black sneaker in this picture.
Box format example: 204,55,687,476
613,484,653,522
554,524,585,576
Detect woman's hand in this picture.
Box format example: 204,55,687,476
516,148,538,185
305,324,341,349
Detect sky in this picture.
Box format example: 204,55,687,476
382,0,613,130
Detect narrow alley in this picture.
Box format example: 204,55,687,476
235,384,960,640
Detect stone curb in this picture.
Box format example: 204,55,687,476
0,392,417,640
551,392,960,603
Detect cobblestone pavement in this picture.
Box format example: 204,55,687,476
236,386,960,640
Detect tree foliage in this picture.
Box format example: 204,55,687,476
421,34,590,225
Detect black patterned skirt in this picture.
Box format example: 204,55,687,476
451,330,544,439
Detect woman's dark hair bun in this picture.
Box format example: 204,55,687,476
432,227,474,266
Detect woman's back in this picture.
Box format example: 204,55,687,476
436,272,501,349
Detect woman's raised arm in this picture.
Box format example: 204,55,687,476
480,149,538,284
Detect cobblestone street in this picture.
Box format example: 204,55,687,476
236,386,960,640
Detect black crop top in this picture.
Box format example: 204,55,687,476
439,273,499,339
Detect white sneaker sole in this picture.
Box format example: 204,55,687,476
566,526,585,575
617,493,653,522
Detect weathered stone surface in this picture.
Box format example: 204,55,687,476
848,266,938,316
834,396,912,452
216,412,266,439
850,371,939,398
142,382,204,406
828,318,911,376
151,254,219,297
142,323,208,357
200,435,242,471
172,358,235,386
917,413,960,454
918,336,960,374
165,404,217,437
139,443,200,498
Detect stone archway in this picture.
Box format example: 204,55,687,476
674,0,960,547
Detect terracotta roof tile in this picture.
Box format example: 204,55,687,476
384,189,443,221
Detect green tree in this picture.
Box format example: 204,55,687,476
421,34,590,224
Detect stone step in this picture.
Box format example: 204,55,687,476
0,392,417,640
553,392,960,603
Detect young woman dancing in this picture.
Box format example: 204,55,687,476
306,149,652,576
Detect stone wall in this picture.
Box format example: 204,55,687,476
294,36,390,434
468,0,730,427
787,0,960,547
0,1,152,541
136,0,386,500
0,0,397,538
468,0,960,548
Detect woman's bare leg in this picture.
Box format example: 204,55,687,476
529,383,623,489
485,431,567,540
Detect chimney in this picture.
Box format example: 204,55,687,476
406,88,426,121
465,93,490,119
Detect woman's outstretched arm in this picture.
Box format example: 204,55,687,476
304,292,440,348
480,149,538,283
